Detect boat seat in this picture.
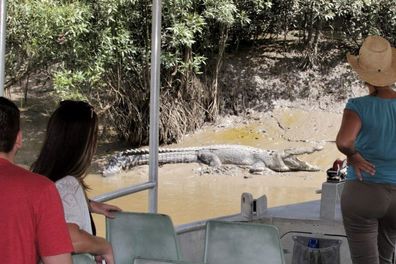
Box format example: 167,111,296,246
203,220,285,264
72,253,95,264
106,211,181,264
133,257,203,264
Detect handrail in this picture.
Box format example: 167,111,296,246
92,181,156,203
0,0,7,96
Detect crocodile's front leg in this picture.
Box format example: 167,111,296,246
264,152,291,172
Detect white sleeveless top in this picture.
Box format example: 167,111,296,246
55,176,92,234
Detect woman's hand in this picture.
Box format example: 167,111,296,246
347,152,375,181
94,245,114,264
89,200,121,218
68,223,115,264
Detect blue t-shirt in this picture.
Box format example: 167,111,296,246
346,95,396,184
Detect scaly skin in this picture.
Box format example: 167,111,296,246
102,144,323,177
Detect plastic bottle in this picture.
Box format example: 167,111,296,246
308,238,321,264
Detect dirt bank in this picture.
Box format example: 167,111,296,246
218,42,365,116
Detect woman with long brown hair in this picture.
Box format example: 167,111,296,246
32,100,120,264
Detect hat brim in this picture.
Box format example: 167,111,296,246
347,48,396,87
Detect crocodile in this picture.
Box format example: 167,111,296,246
102,144,323,177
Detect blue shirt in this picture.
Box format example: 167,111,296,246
346,95,396,184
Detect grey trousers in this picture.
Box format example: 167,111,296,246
341,180,396,264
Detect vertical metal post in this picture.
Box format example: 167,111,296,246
0,0,7,96
148,0,162,213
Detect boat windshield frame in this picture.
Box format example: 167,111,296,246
0,0,162,213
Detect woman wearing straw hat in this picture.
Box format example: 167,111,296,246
337,35,396,264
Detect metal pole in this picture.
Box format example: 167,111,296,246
0,0,7,96
93,182,156,203
148,0,162,213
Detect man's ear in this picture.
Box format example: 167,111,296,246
15,130,22,150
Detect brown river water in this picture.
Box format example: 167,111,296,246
14,97,343,237
84,107,343,237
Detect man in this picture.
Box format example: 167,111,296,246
0,97,73,263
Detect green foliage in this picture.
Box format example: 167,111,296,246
53,70,87,101
6,0,91,87
6,0,396,144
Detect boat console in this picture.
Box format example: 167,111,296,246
177,177,351,264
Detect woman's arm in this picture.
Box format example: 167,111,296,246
42,254,72,264
67,223,114,264
336,109,361,155
336,109,375,180
89,200,121,218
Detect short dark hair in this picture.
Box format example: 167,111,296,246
0,97,20,153
31,100,98,189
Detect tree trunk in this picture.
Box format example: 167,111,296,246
24,73,30,103
207,25,229,121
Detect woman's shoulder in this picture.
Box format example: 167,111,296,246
348,95,372,102
346,95,375,108
55,176,82,193
56,175,79,184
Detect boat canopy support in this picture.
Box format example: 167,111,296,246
94,0,162,211
0,0,7,96
148,0,162,213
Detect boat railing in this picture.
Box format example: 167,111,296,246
92,181,156,203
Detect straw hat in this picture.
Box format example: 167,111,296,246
347,35,396,87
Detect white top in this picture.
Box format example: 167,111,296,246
55,176,92,234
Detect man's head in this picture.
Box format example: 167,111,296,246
0,97,21,156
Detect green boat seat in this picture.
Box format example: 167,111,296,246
72,253,95,264
106,211,181,264
133,257,203,264
204,220,285,264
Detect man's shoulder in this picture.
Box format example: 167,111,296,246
2,162,54,187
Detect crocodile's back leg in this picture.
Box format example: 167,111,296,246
197,151,222,167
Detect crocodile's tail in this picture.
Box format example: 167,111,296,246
102,150,200,177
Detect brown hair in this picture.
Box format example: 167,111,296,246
31,100,98,189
